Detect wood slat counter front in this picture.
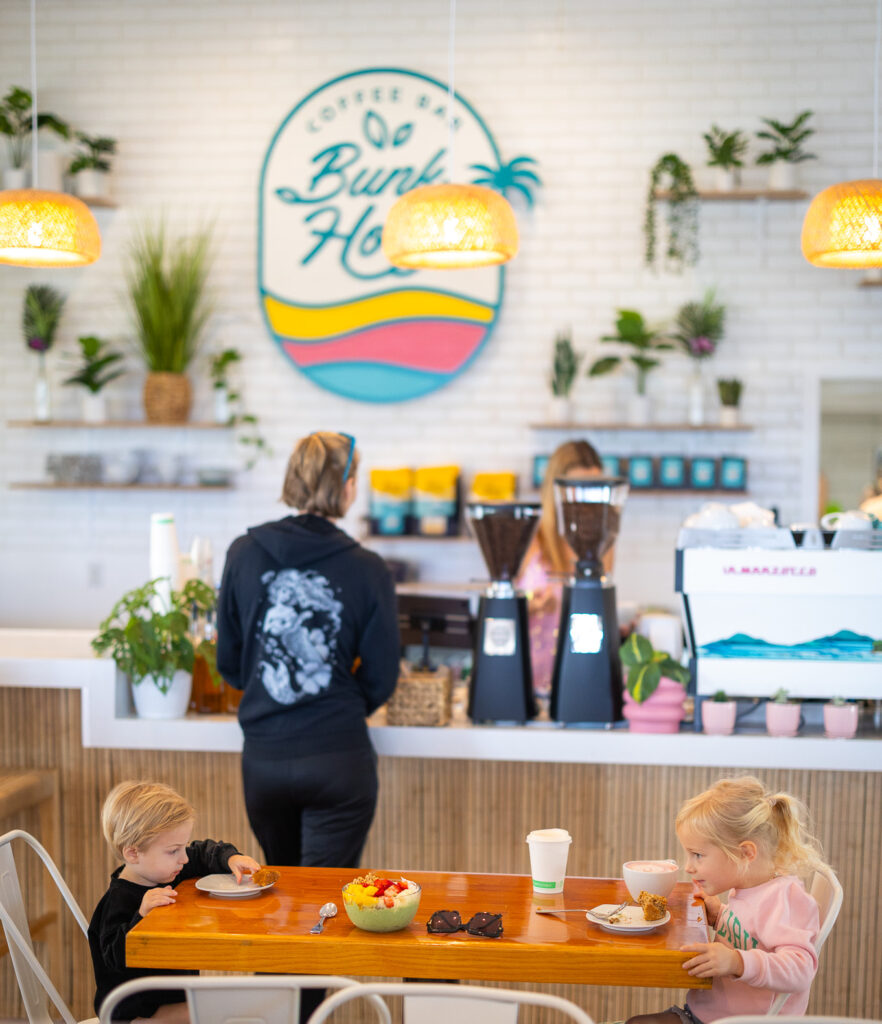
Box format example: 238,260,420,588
126,868,710,990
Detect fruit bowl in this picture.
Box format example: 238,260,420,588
341,873,421,932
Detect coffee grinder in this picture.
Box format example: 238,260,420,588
550,476,629,724
466,501,541,723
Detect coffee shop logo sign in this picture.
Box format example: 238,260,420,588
258,68,540,403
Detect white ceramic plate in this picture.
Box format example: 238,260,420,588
196,873,277,899
586,903,671,934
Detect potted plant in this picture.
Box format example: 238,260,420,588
823,696,859,739
23,284,66,422
68,131,117,200
588,309,673,424
0,85,69,188
755,110,816,190
717,377,744,427
620,632,691,733
673,289,726,426
766,687,802,737
92,577,217,719
208,347,270,470
701,689,737,735
63,334,125,423
126,220,215,423
703,125,749,191
645,153,699,272
548,328,582,422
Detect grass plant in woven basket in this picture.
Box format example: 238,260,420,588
126,220,214,423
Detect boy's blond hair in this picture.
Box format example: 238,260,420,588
102,780,195,859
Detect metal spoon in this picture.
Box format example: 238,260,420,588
537,901,629,918
310,901,337,934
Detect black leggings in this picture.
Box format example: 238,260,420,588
241,745,379,868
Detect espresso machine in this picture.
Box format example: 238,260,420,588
550,476,629,724
466,501,541,723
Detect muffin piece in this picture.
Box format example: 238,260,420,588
637,890,668,922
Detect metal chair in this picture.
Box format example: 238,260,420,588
0,828,94,1024
307,981,596,1024
767,864,843,1015
719,1017,880,1024
98,975,393,1024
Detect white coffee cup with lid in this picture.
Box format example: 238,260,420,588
526,828,572,894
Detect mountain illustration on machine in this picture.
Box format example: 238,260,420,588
699,629,881,661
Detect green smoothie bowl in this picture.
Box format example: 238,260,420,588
342,873,421,932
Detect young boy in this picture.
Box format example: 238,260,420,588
89,780,260,1022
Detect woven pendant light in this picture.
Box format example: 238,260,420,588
381,0,518,271
0,188,101,266
802,0,882,268
382,183,518,269
0,0,101,268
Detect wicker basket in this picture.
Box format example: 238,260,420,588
143,371,192,423
386,662,453,726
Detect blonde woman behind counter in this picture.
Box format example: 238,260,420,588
517,440,617,708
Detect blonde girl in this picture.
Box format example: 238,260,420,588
628,775,827,1024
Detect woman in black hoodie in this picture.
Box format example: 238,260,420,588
217,431,399,868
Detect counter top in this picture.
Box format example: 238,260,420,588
1,628,879,770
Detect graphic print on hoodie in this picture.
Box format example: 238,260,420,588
258,567,343,704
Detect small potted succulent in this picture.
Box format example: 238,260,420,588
823,696,859,739
701,689,737,735
765,687,802,737
68,131,117,200
755,110,816,190
588,309,673,425
645,152,699,272
23,284,66,422
63,334,125,422
673,289,726,427
92,577,217,719
0,85,69,188
620,632,691,733
703,125,749,191
717,378,744,427
548,328,582,422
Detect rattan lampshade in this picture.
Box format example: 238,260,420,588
801,179,882,267
382,183,518,269
0,188,101,267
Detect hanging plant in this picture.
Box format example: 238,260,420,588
645,153,699,272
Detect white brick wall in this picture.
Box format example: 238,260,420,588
2,0,881,627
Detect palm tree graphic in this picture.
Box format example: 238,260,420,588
469,155,542,207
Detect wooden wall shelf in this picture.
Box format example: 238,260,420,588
9,483,233,491
530,422,752,432
7,420,229,429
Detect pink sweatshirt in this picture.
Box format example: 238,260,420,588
687,875,820,1023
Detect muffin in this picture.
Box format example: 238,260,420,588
637,890,668,921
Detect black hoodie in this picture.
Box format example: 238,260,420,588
217,514,399,757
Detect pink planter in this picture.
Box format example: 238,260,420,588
823,703,859,739
766,701,801,737
702,700,737,735
622,677,687,733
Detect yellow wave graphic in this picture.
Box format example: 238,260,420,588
264,290,495,341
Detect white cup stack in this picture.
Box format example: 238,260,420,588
149,512,180,612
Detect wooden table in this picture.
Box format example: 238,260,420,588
126,867,710,990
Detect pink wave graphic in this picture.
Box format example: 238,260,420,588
281,319,487,374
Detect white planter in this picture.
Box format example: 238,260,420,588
34,355,51,422
213,386,231,424
719,405,740,427
82,391,107,424
627,392,651,426
823,703,859,739
712,167,739,191
131,670,192,719
2,167,28,189
768,162,798,190
547,395,572,424
72,168,109,200
766,701,802,737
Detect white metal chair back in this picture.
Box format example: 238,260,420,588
0,828,90,1024
98,975,393,1024
718,1016,880,1024
767,864,843,1016
307,981,596,1024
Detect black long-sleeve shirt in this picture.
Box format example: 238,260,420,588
89,838,238,1018
217,514,399,758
